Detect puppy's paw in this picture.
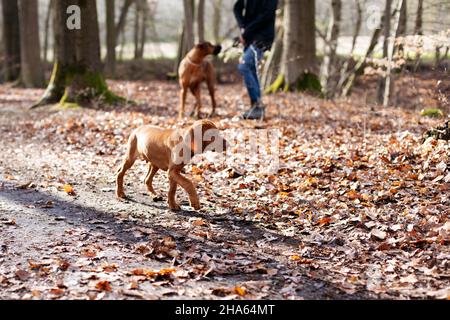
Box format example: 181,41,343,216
152,195,164,202
169,203,181,211
116,191,127,199
191,202,201,211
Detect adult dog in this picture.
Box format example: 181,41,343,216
178,42,222,119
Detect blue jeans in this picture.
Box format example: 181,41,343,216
238,45,263,104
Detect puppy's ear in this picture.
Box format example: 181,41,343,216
183,120,217,155
182,125,199,156
195,42,207,51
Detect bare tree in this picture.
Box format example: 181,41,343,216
282,0,316,89
320,0,342,98
341,10,385,97
183,0,195,49
18,0,44,88
377,0,392,105
105,0,116,77
415,0,424,35
34,0,119,108
42,0,54,64
197,0,205,42
116,0,135,42
1,0,21,82
266,0,317,93
212,0,222,43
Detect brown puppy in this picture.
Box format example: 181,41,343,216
178,42,222,119
116,120,227,211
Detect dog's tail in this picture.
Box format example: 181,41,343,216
116,130,138,174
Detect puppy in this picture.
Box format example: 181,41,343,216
116,120,227,211
179,42,222,119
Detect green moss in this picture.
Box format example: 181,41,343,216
264,74,285,95
420,108,444,118
58,102,82,110
58,69,126,107
296,72,322,93
264,72,322,95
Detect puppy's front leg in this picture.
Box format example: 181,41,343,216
168,178,181,211
169,169,200,210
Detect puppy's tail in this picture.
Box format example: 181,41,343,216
116,131,138,174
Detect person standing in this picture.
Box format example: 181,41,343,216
234,0,278,120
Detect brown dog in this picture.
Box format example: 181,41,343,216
178,42,222,119
116,120,227,211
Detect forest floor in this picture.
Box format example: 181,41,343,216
0,70,449,300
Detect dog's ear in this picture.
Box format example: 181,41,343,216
195,42,208,52
183,120,217,155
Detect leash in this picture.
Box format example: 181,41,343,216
220,37,242,55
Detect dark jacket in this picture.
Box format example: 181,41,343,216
233,0,278,51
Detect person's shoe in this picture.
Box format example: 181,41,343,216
242,102,266,120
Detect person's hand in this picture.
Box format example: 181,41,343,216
240,35,246,46
240,28,246,46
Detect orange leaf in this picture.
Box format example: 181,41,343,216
318,217,332,226
63,184,75,195
95,280,112,292
347,190,362,200
49,288,65,296
192,166,203,175
234,286,247,296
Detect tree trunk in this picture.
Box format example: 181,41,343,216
138,0,149,59
350,0,362,53
320,0,342,98
341,12,385,97
212,0,222,43
197,0,205,42
396,0,407,56
280,0,317,91
18,0,44,88
183,0,195,50
133,1,141,59
116,0,135,42
377,0,392,105
414,0,424,36
43,0,54,64
105,0,116,77
34,0,119,108
262,26,283,92
335,0,361,95
382,0,404,107
1,0,21,82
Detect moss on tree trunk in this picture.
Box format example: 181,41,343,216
32,0,123,109
265,72,322,95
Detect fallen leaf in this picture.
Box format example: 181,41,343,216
95,280,112,292
15,269,30,281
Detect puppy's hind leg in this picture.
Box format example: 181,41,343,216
116,133,138,199
145,165,162,201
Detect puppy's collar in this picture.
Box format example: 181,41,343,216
187,57,202,67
